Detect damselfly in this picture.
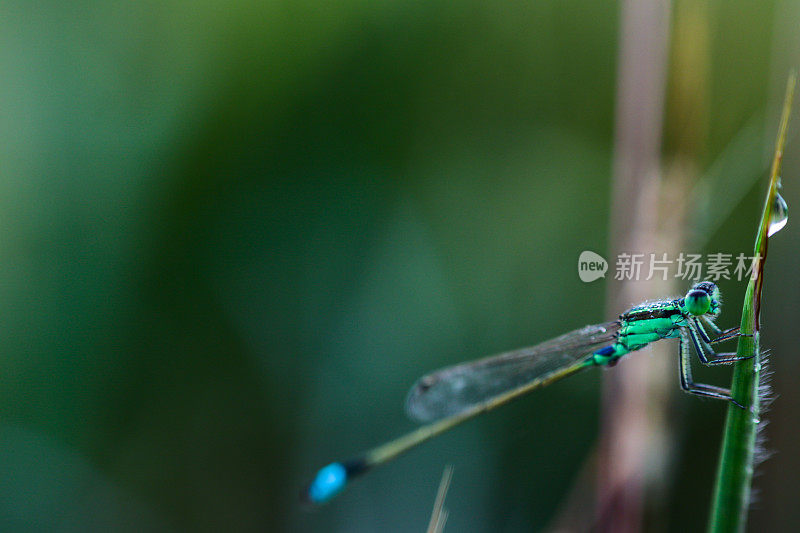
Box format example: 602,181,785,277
304,281,750,504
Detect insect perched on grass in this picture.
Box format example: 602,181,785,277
303,281,751,504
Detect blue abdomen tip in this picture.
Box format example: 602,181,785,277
308,462,348,503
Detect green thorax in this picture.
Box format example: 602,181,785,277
592,299,691,365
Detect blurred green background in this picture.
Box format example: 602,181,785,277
1,1,799,531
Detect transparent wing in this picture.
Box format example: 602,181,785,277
405,322,620,422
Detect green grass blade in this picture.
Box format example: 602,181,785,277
707,72,795,533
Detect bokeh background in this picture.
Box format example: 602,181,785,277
1,1,799,531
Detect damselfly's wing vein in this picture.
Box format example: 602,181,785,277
405,322,620,422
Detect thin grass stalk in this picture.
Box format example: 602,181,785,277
707,72,795,533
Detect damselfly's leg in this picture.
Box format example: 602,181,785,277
678,334,745,409
688,322,754,366
710,327,745,344
697,316,723,337
697,316,753,343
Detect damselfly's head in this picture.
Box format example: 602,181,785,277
682,281,721,317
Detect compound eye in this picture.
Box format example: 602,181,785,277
685,289,711,316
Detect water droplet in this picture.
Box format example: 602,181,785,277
777,176,783,189
768,193,788,237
